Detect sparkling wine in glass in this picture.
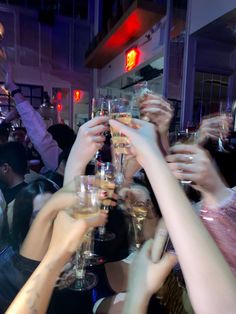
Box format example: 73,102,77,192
110,98,132,185
175,129,198,185
95,162,116,242
69,184,100,291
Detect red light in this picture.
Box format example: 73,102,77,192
74,90,81,102
125,48,139,72
57,103,62,112
56,91,62,101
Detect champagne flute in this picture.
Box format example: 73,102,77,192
91,97,111,163
110,98,132,185
216,103,231,152
69,183,100,291
74,175,105,266
95,162,116,242
175,130,198,185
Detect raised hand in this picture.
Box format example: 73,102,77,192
64,116,109,185
198,114,232,146
166,144,230,206
123,219,177,314
109,118,159,167
47,210,107,259
139,93,173,135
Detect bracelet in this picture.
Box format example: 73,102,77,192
10,88,21,97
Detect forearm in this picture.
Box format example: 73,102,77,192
63,144,87,186
6,252,66,314
142,146,236,313
20,205,58,260
123,293,149,314
20,217,53,261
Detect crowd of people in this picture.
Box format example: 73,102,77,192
0,57,235,314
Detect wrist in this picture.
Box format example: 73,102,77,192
202,181,232,208
124,292,150,314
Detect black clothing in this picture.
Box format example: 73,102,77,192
2,182,27,205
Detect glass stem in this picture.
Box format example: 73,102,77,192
75,249,85,279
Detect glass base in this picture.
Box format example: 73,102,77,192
69,272,97,291
84,252,105,266
95,230,116,242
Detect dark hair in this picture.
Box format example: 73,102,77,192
11,178,57,249
47,124,76,151
58,147,71,166
13,127,27,133
0,142,28,175
0,122,10,143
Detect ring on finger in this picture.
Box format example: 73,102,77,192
186,155,193,162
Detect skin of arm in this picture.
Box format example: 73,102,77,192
123,221,176,314
63,116,108,186
20,182,77,261
109,119,236,314
7,210,107,314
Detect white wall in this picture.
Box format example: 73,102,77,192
0,4,92,127
189,0,236,34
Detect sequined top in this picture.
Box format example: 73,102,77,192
200,190,236,276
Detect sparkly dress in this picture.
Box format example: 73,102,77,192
200,189,236,276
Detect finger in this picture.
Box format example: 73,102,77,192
172,171,195,182
109,119,136,138
141,107,172,117
139,238,154,258
87,116,109,127
87,124,108,135
151,218,168,263
169,144,199,154
168,162,196,173
92,135,106,143
152,252,177,278
141,100,172,113
166,153,195,163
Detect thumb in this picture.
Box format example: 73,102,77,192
109,119,136,139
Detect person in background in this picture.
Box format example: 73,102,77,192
0,182,107,314
166,143,236,276
0,141,27,205
10,178,58,250
1,56,62,172
47,124,76,152
0,121,10,144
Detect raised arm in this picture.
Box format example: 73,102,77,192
3,61,61,171
63,116,108,185
7,210,107,314
109,119,236,314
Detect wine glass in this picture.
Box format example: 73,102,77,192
216,104,231,153
69,182,100,291
91,97,111,164
133,81,152,121
110,98,132,185
95,162,116,242
74,175,105,267
121,184,153,250
175,130,198,185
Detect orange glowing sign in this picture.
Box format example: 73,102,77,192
73,90,81,102
125,48,139,72
57,103,62,112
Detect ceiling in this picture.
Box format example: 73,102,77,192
195,8,236,45
0,0,88,19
